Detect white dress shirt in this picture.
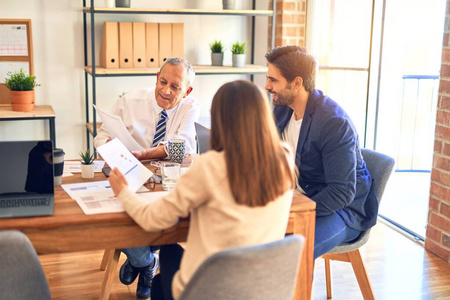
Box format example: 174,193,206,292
94,87,201,155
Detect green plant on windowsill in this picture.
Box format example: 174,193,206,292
231,41,246,54
4,68,40,91
210,40,224,53
79,149,94,165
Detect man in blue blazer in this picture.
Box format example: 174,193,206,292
265,46,378,259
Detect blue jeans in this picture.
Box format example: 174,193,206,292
121,246,160,268
314,212,362,259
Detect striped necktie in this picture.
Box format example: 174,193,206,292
152,110,167,147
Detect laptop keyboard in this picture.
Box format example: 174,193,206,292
0,197,51,208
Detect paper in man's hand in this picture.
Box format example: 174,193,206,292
94,104,145,151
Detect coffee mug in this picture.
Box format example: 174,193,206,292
53,148,65,186
168,138,186,164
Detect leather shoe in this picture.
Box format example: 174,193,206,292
136,253,160,299
119,259,139,285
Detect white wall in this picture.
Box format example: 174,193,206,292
0,0,269,158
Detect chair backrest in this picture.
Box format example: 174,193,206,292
0,230,51,300
179,235,305,300
194,122,211,154
361,148,395,202
327,149,395,254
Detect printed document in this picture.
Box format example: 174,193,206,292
94,104,144,151
61,181,165,215
64,160,105,173
97,138,153,192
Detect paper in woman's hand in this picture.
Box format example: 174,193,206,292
97,138,152,192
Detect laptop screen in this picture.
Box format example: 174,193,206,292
0,140,55,218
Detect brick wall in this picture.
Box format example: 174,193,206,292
425,0,450,263
268,0,307,48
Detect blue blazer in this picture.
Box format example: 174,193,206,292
274,89,378,231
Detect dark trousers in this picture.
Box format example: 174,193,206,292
151,244,184,300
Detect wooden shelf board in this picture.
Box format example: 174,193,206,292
83,7,273,16
85,65,268,76
0,104,55,118
86,122,102,136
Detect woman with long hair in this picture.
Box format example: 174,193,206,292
108,80,295,300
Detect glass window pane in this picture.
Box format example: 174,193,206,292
316,0,372,68
318,69,368,142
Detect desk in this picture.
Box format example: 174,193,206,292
0,169,315,299
0,104,56,147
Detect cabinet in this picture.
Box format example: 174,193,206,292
82,1,276,150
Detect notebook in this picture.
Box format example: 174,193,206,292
195,122,211,154
0,140,55,218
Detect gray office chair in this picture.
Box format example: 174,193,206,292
194,122,211,154
179,235,305,300
321,148,395,300
0,230,51,300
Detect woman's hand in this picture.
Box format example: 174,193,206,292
108,167,128,196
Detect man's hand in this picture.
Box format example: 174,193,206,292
131,145,167,160
131,149,147,159
108,167,128,196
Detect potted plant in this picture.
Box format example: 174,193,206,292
79,149,95,178
222,0,235,9
115,0,130,8
4,68,40,112
231,41,246,68
210,40,224,66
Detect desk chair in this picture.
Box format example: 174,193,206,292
194,122,210,154
320,148,395,300
0,230,51,300
179,235,305,300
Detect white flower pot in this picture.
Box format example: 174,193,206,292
232,54,245,68
105,0,115,8
81,163,95,179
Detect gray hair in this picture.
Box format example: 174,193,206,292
160,57,195,88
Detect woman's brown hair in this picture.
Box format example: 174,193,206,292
210,80,295,207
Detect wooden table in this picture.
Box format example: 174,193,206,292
0,104,56,147
0,166,315,300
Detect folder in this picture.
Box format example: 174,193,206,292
171,23,184,58
118,22,133,68
158,23,172,67
145,23,159,68
100,22,119,69
132,23,146,68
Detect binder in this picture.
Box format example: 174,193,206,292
118,22,133,68
132,23,146,68
158,23,172,67
145,23,159,68
100,22,119,69
171,23,184,58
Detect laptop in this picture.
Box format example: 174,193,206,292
0,140,55,218
195,122,211,154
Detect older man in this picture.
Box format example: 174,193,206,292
265,46,378,260
94,57,200,299
94,57,200,159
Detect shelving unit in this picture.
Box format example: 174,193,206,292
82,0,276,150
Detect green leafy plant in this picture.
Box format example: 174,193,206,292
231,41,246,54
4,68,40,91
79,149,94,165
210,40,224,53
